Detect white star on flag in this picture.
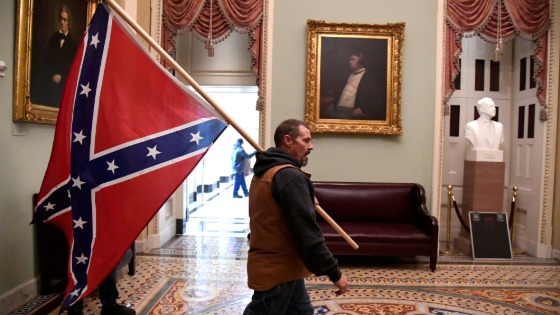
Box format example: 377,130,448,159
44,202,55,211
71,176,86,189
190,131,203,145
90,33,100,49
106,159,119,174
80,83,92,98
73,217,88,229
76,253,88,264
73,130,87,145
147,145,161,160
70,288,81,297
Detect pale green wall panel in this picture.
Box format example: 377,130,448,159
269,0,437,202
0,0,55,298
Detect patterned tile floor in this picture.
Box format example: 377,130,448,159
11,181,560,314
24,235,559,315
136,236,560,315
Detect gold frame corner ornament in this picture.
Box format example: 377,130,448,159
304,20,404,135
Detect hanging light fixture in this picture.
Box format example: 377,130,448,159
494,0,503,62
205,0,215,57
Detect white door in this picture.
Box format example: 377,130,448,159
508,38,545,252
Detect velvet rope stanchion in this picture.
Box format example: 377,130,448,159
440,185,454,255
452,192,470,234
508,186,516,232
509,186,524,255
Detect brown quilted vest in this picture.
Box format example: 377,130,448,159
246,164,311,291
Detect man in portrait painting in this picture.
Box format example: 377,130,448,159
34,5,78,108
321,51,386,121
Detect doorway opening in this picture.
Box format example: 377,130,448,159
183,86,259,237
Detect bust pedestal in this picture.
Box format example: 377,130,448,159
454,150,505,255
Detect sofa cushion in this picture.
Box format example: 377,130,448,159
314,182,420,223
318,222,432,244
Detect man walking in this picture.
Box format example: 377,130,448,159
244,119,348,314
231,138,255,198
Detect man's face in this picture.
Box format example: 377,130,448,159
60,11,69,33
480,100,496,118
349,55,362,71
287,125,313,167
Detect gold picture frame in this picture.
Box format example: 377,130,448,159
13,0,97,124
304,20,404,135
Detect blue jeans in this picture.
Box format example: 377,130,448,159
243,279,314,315
233,171,248,197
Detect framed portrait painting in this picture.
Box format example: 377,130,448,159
13,0,97,124
304,20,404,135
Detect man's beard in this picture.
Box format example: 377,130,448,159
300,152,310,167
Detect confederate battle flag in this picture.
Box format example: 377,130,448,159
32,5,227,312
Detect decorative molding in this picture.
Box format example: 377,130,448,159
433,0,447,223
540,0,558,248
166,197,174,219
150,0,163,60
150,210,159,235
259,0,270,147
135,239,149,253
148,221,176,249
0,278,37,314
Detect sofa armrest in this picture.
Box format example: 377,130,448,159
412,184,439,235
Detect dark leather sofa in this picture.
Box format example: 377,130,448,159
313,181,439,271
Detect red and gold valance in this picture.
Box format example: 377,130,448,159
162,0,265,108
445,0,550,114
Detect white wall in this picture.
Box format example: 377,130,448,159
269,0,438,202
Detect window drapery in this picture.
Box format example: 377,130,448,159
445,0,550,115
162,0,265,108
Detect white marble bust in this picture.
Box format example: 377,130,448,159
465,97,504,150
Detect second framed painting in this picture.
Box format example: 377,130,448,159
304,20,404,135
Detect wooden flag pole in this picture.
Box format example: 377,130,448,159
105,0,258,151
106,0,358,250
315,204,359,250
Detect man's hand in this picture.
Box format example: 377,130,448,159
334,273,348,296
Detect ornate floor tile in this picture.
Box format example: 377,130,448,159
117,236,560,315
14,235,560,315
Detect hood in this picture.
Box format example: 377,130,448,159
253,147,300,177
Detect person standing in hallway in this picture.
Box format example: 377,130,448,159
231,138,256,198
244,119,348,315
